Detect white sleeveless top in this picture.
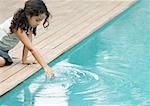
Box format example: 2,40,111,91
0,17,20,51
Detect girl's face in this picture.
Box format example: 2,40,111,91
28,14,46,28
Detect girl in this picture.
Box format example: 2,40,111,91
0,0,54,78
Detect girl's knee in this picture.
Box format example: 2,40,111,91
0,57,6,67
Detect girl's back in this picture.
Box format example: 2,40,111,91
0,17,20,51
0,17,12,33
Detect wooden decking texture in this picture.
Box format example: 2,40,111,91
0,0,136,96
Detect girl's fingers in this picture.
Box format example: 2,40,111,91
22,60,37,65
46,72,55,78
32,61,38,64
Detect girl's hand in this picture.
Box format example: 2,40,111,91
22,60,37,65
44,66,55,78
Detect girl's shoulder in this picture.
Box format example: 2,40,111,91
0,17,13,33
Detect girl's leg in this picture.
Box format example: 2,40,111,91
0,57,6,67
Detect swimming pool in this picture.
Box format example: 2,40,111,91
0,1,150,106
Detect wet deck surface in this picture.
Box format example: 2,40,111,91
0,0,136,96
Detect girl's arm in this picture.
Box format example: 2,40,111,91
15,28,54,78
22,31,36,64
22,31,31,64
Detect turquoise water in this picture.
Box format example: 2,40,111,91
0,1,150,106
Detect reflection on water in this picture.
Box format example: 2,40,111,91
0,1,150,106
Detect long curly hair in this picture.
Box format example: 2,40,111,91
10,0,52,36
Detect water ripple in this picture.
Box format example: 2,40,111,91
19,60,100,105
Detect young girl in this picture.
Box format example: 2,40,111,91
0,0,54,78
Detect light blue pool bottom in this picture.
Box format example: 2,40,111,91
0,1,150,106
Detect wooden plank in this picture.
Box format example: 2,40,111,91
10,1,102,56
0,1,97,72
0,2,103,74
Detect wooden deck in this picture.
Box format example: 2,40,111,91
0,0,137,96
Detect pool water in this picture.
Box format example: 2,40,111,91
0,1,150,106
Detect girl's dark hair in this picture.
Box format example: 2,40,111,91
10,0,52,35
